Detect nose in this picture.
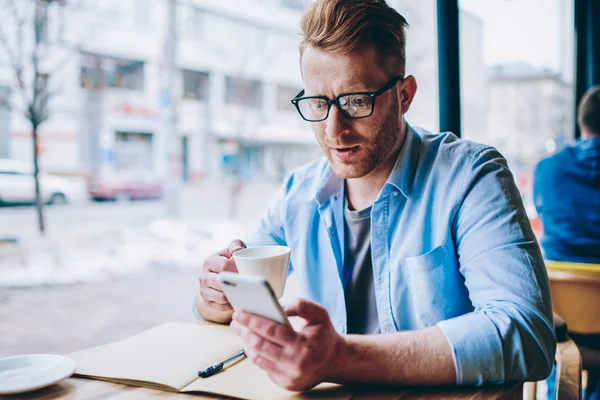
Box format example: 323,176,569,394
325,106,351,140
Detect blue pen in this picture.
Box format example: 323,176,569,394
198,350,246,378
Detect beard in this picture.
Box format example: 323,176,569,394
317,102,401,179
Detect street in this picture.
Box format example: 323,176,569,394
0,178,280,240
0,178,280,358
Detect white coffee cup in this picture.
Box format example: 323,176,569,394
232,245,291,298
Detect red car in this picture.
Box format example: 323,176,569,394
88,170,163,201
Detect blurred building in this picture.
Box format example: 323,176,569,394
0,0,483,182
2,0,318,182
486,63,573,169
460,9,487,141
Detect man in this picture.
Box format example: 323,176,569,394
534,85,600,264
196,0,555,392
534,85,600,400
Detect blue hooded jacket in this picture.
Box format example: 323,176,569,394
533,137,600,263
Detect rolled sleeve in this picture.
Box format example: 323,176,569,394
442,147,556,384
438,312,503,385
438,303,555,384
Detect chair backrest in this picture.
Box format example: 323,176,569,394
554,338,582,400
546,260,600,334
523,338,582,400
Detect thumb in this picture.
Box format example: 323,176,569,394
227,239,246,257
285,298,329,325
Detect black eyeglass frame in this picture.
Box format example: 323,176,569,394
290,75,404,122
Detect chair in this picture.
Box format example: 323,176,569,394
545,260,600,335
537,260,600,399
523,334,582,400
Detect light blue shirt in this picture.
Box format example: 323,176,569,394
244,125,556,385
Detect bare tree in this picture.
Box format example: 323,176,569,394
0,0,68,234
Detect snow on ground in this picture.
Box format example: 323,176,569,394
0,218,251,288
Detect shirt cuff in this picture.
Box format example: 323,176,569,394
437,312,505,385
192,297,203,321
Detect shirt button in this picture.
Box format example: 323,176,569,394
393,191,399,197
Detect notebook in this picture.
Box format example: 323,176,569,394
68,322,353,400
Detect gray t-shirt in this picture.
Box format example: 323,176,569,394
343,204,380,335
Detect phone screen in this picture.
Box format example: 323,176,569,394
219,273,291,327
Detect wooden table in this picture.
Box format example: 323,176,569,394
0,377,523,399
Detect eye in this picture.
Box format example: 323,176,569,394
351,95,369,107
309,99,327,109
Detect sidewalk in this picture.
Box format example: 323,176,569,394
0,269,200,358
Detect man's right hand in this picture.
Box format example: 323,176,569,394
197,240,246,319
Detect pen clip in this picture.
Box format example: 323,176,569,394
198,363,223,378
198,350,245,378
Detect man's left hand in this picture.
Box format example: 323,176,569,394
230,298,346,391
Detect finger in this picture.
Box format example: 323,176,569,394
227,239,247,258
203,253,225,272
199,287,229,305
245,346,281,374
203,255,238,274
221,258,238,272
284,298,330,325
205,300,233,312
200,272,224,291
233,311,296,347
231,320,286,365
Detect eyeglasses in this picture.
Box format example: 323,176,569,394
290,76,404,122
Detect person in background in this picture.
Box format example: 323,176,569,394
534,85,600,400
196,0,556,392
534,85,600,264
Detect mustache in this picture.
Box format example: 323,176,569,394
323,139,363,148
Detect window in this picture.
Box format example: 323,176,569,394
389,0,439,133
277,85,301,112
80,53,145,91
0,160,33,175
109,59,144,91
459,0,575,236
182,70,209,100
225,77,263,108
80,54,103,90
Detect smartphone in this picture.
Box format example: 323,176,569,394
218,272,291,327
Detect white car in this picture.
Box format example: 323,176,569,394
0,159,83,205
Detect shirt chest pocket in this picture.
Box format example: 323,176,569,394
401,244,449,276
389,243,465,330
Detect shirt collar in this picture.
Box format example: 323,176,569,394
315,123,421,205
315,165,343,206
385,123,420,198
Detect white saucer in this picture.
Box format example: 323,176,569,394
0,354,76,395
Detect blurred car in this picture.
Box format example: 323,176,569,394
0,158,83,205
88,170,163,201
